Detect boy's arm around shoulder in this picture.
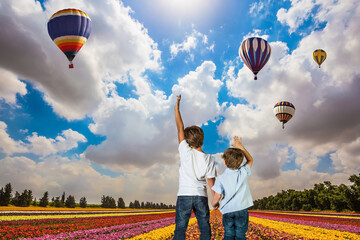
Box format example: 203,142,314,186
174,95,185,143
232,136,253,168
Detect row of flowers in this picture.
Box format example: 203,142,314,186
250,211,360,226
0,212,176,239
0,210,175,222
254,210,360,220
250,212,360,233
0,210,167,216
262,210,360,217
23,216,177,240
249,216,360,240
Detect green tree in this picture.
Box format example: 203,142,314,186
0,183,12,206
65,195,76,208
347,174,360,212
61,192,66,207
129,201,134,208
54,196,61,207
101,195,116,208
11,191,21,206
79,197,87,208
134,200,140,209
39,191,49,207
117,197,125,208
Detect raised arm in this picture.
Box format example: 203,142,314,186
174,95,185,143
231,136,253,168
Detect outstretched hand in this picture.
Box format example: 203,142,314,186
175,94,181,110
231,136,244,150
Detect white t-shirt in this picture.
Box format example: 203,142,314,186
177,140,216,197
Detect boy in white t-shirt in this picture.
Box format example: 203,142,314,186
173,94,216,240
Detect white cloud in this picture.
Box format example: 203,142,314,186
170,29,210,60
26,129,87,156
0,68,27,105
85,61,223,171
249,1,265,17
277,0,316,33
241,29,270,42
0,0,161,120
331,137,360,172
0,123,86,157
0,121,27,155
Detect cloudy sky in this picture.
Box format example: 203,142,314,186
0,0,359,205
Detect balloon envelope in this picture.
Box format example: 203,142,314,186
273,101,295,129
47,9,92,68
313,49,326,68
239,37,271,80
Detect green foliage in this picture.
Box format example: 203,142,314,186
65,195,76,208
79,197,87,208
11,189,33,207
117,197,125,208
54,197,61,207
39,191,49,207
134,200,141,208
252,173,360,212
101,195,116,208
0,183,12,206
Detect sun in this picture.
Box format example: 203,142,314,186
157,0,216,20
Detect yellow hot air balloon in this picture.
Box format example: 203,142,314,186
313,49,326,68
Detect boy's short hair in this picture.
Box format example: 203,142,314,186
222,148,244,170
184,126,204,148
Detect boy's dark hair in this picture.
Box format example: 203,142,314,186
184,126,204,148
222,148,244,170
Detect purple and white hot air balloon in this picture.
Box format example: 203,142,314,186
239,37,271,80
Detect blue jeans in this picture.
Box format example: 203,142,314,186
222,209,249,240
173,196,211,240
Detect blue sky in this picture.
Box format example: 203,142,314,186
0,0,359,205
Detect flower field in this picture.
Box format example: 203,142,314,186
0,208,359,239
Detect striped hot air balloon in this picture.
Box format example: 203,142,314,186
313,49,326,68
48,9,92,68
239,37,271,80
273,101,295,129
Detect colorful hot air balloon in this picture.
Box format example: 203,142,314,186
239,37,271,80
48,9,92,68
313,49,326,68
273,101,295,129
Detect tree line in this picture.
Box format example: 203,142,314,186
0,184,175,209
100,195,175,209
251,173,360,212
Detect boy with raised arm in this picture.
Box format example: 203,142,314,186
211,136,254,240
173,94,216,240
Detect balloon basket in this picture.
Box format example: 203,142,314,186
69,64,74,69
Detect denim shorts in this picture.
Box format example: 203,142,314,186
222,209,249,240
173,196,211,240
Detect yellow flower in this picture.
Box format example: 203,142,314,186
129,217,198,240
